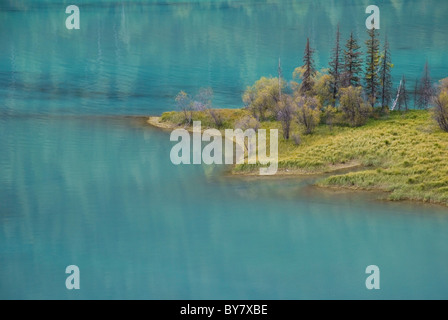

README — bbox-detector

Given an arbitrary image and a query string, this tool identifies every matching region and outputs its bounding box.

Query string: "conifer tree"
[365,26,380,106]
[379,37,393,111]
[417,61,435,109]
[343,32,363,88]
[300,38,316,95]
[396,75,409,112]
[414,78,419,108]
[329,25,343,106]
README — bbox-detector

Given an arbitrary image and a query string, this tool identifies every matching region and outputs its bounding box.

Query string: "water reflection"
[1,114,448,299]
[1,1,448,116]
[2,0,448,299]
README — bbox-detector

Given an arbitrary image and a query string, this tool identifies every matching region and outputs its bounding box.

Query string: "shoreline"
[147,115,361,176]
[145,111,448,208]
[146,116,364,182]
[231,160,362,177]
[147,115,248,150]
[148,116,178,130]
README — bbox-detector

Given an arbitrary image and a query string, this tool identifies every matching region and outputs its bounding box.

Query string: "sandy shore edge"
[146,116,361,176]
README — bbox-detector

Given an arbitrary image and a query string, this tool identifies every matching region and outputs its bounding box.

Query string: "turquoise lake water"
[1,0,448,299]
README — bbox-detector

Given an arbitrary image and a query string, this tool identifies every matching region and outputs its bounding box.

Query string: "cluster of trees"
[175,87,223,127]
[392,61,436,113]
[241,24,447,139]
[174,25,448,136]
[243,26,388,140]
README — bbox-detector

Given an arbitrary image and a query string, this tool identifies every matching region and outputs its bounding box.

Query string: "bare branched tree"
[417,62,435,109]
[433,79,448,132]
[195,88,222,127]
[276,95,295,140]
[413,78,419,109]
[396,75,409,112]
[296,96,321,134]
[235,115,260,151]
[434,94,448,132]
[175,91,193,124]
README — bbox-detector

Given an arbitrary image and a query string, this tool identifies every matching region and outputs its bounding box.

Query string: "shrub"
[235,115,260,132]
[296,96,322,134]
[339,86,373,127]
[242,77,285,121]
[313,73,334,107]
[323,105,337,128]
[433,90,448,132]
[292,133,302,146]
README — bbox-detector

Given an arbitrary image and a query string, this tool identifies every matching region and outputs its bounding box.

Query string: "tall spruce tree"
[300,38,316,95]
[417,61,435,109]
[365,26,380,106]
[343,32,363,88]
[379,36,393,110]
[329,25,343,106]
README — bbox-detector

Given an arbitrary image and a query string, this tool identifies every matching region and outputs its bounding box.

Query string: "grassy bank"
[156,109,448,206]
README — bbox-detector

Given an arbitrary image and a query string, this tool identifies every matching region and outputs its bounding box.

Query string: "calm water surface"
[1,0,448,299]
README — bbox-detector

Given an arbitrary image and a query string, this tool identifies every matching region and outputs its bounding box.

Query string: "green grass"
[314,111,448,205]
[161,109,249,129]
[160,109,448,206]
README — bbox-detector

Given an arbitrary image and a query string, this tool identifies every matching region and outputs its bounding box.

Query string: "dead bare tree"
[434,95,448,132]
[175,91,193,124]
[194,88,222,127]
[276,95,295,140]
[417,62,435,109]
